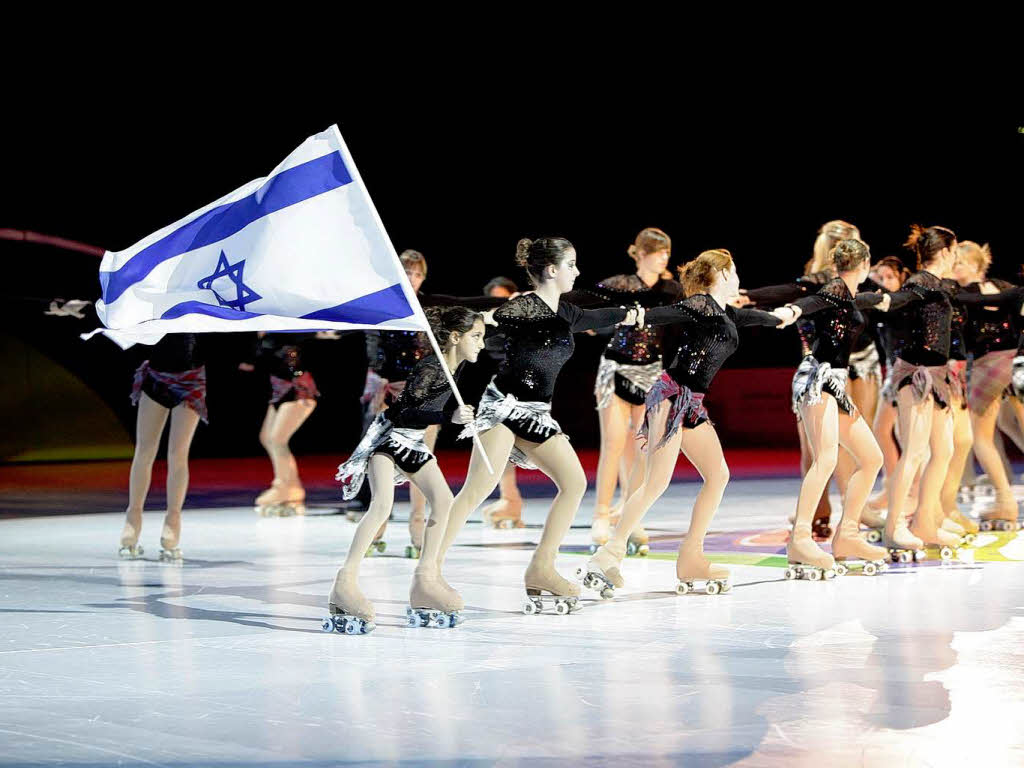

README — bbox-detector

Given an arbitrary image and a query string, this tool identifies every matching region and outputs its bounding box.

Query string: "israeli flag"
[86,125,428,347]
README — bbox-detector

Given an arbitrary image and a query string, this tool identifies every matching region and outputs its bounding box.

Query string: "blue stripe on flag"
[161,301,263,321]
[158,284,415,325]
[301,284,416,324]
[101,152,352,304]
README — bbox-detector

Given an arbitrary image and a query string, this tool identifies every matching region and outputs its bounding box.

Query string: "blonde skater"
[329,307,486,633]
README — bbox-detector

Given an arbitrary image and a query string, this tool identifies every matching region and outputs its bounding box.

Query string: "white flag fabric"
[86,125,428,347]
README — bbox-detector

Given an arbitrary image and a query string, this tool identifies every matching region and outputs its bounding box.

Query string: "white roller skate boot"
[785,527,837,581]
[323,569,376,635]
[578,538,626,598]
[524,560,581,615]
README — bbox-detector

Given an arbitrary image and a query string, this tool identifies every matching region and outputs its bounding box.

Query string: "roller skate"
[523,562,582,615]
[675,552,731,595]
[481,496,525,529]
[948,508,979,538]
[882,521,925,564]
[405,510,425,559]
[784,529,837,581]
[589,510,612,554]
[118,516,144,560]
[578,539,626,598]
[860,506,886,543]
[256,485,306,517]
[322,570,376,635]
[978,506,1022,533]
[407,570,463,628]
[626,525,650,556]
[832,526,888,576]
[158,516,183,563]
[909,509,961,561]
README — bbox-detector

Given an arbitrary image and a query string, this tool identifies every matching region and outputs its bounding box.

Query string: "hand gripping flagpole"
[331,125,495,475]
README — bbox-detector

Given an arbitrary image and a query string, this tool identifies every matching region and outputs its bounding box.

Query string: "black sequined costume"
[131,333,209,422]
[641,295,782,446]
[473,292,628,444]
[582,274,686,406]
[956,279,1023,412]
[788,278,893,416]
[257,334,319,407]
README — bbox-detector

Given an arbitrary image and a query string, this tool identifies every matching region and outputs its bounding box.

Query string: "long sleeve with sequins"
[577,275,686,365]
[388,355,463,429]
[644,295,781,393]
[956,280,1024,357]
[491,293,627,402]
[788,278,884,368]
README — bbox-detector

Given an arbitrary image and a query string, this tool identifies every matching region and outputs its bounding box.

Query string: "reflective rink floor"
[2,479,1024,767]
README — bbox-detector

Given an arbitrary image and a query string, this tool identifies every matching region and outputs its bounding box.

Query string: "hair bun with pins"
[515,238,534,267]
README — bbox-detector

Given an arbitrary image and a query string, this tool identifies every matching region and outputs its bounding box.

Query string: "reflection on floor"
[1,478,1022,766]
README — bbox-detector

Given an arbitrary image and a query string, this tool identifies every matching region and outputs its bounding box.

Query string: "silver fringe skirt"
[459,379,563,470]
[336,413,433,500]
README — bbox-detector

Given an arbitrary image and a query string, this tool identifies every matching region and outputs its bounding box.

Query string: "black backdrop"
[5,96,1021,459]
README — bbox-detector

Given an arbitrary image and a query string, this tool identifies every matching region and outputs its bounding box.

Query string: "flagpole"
[331,125,496,475]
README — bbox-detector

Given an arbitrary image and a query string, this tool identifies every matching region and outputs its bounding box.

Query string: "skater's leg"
[970,398,1016,516]
[910,404,958,546]
[676,422,730,580]
[872,398,900,486]
[162,403,200,553]
[409,424,440,527]
[797,415,832,527]
[941,404,973,521]
[256,405,279,502]
[267,399,317,495]
[789,396,839,569]
[408,461,463,611]
[832,412,886,561]
[608,400,682,548]
[517,434,587,595]
[885,387,932,547]
[122,393,170,549]
[438,424,516,564]
[594,396,629,514]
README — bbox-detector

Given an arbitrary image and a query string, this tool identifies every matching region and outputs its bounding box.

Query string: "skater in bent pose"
[119,333,207,562]
[584,249,794,596]
[329,307,487,633]
[587,227,684,554]
[434,237,641,616]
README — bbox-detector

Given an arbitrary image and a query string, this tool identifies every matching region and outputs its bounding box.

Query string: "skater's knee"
[862,444,883,476]
[556,464,587,501]
[707,459,730,491]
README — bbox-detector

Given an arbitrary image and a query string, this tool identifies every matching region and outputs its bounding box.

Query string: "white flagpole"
[331,125,495,475]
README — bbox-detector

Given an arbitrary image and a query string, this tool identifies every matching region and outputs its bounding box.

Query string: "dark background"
[4,96,1022,460]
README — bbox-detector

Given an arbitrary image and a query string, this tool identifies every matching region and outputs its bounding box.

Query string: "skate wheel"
[784,567,796,580]
[589,544,598,555]
[940,546,954,561]
[899,551,912,563]
[676,581,690,595]
[404,545,420,559]
[913,550,925,562]
[706,581,721,595]
[979,521,993,532]
[599,587,614,599]
[835,563,848,577]
[808,568,821,581]
[575,566,586,581]
[964,534,976,545]
[554,601,569,615]
[824,569,836,580]
[626,542,637,556]
[637,545,650,557]
[864,562,878,576]
[866,530,881,544]
[321,617,335,633]
[344,620,359,635]
[523,600,538,615]
[721,582,732,593]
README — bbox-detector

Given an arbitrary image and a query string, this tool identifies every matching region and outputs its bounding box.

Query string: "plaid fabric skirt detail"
[969,349,1014,414]
[638,371,708,451]
[360,370,407,415]
[131,362,208,423]
[891,358,952,410]
[947,359,968,409]
[270,370,320,405]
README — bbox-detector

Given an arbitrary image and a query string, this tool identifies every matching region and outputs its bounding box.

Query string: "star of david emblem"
[196,251,262,311]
